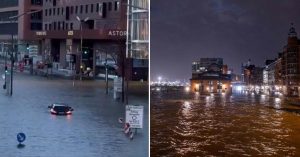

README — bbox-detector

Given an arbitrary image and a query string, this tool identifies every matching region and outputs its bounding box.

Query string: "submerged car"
[48,103,74,115]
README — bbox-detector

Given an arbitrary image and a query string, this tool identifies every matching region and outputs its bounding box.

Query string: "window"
[62,21,65,30]
[49,8,52,16]
[70,23,73,30]
[66,23,68,30]
[108,2,112,11]
[91,4,93,13]
[45,9,48,16]
[96,3,99,12]
[58,21,60,30]
[80,5,83,13]
[71,6,74,14]
[31,0,42,5]
[62,7,64,15]
[49,24,51,30]
[57,8,60,15]
[31,23,42,30]
[53,8,55,15]
[45,24,47,30]
[85,5,88,13]
[75,6,78,14]
[114,1,119,11]
[53,22,56,30]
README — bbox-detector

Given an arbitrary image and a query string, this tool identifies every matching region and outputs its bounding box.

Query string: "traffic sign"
[17,133,26,143]
[125,105,144,129]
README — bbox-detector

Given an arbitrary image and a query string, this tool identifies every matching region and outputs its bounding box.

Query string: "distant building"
[192,58,223,74]
[190,58,231,94]
[243,64,264,86]
[281,23,300,96]
[263,59,276,86]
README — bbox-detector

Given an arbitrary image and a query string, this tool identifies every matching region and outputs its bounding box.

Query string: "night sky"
[150,0,300,81]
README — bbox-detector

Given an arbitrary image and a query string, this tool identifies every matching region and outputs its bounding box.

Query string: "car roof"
[52,103,68,107]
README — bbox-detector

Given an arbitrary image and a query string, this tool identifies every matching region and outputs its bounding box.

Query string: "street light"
[5,9,42,96]
[76,16,89,81]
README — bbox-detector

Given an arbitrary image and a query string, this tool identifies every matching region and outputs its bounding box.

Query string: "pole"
[80,21,83,81]
[10,26,14,96]
[72,62,75,86]
[4,45,7,89]
[105,52,108,94]
[122,43,125,103]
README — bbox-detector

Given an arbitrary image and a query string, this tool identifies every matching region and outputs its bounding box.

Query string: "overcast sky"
[150,0,300,81]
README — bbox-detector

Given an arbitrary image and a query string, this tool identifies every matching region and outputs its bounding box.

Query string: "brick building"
[281,24,300,96]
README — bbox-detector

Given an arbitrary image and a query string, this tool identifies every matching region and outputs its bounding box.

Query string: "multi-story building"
[40,0,127,78]
[274,56,283,86]
[243,64,264,86]
[281,24,300,96]
[125,0,149,81]
[192,58,223,75]
[190,58,232,94]
[0,0,43,59]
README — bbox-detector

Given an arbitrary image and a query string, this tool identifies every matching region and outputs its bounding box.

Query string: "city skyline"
[151,0,300,81]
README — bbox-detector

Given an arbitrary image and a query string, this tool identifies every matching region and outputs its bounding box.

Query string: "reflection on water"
[151,90,300,157]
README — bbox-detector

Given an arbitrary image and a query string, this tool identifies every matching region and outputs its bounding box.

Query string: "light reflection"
[156,87,161,91]
[275,98,281,108]
[185,86,190,92]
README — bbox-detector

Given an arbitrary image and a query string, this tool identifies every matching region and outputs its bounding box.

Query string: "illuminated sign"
[108,30,127,36]
[36,31,46,36]
[68,31,74,36]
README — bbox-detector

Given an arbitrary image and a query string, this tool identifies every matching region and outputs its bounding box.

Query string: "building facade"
[125,0,149,81]
[191,58,232,94]
[40,0,127,78]
[281,24,300,96]
[192,58,223,75]
[0,0,42,59]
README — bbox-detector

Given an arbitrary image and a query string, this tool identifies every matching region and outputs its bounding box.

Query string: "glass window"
[57,8,60,15]
[96,3,99,12]
[71,6,74,14]
[70,23,73,30]
[108,2,112,11]
[91,4,94,13]
[58,21,60,30]
[75,6,78,14]
[85,5,88,13]
[45,9,47,16]
[114,1,119,11]
[53,8,55,15]
[80,5,83,13]
[53,22,56,30]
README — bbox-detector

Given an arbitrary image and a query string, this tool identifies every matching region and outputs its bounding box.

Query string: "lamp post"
[76,16,89,81]
[6,9,42,96]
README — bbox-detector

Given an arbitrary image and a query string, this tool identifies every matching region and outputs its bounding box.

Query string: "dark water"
[151,90,300,157]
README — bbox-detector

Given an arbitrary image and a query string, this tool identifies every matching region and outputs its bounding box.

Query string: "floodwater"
[0,73,148,157]
[151,89,300,157]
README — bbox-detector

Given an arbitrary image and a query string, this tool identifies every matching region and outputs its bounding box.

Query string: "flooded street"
[0,73,148,157]
[151,89,300,156]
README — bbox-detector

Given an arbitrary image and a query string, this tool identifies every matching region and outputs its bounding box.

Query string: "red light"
[50,109,57,114]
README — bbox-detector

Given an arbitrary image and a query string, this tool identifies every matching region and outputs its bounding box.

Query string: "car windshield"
[53,106,68,112]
